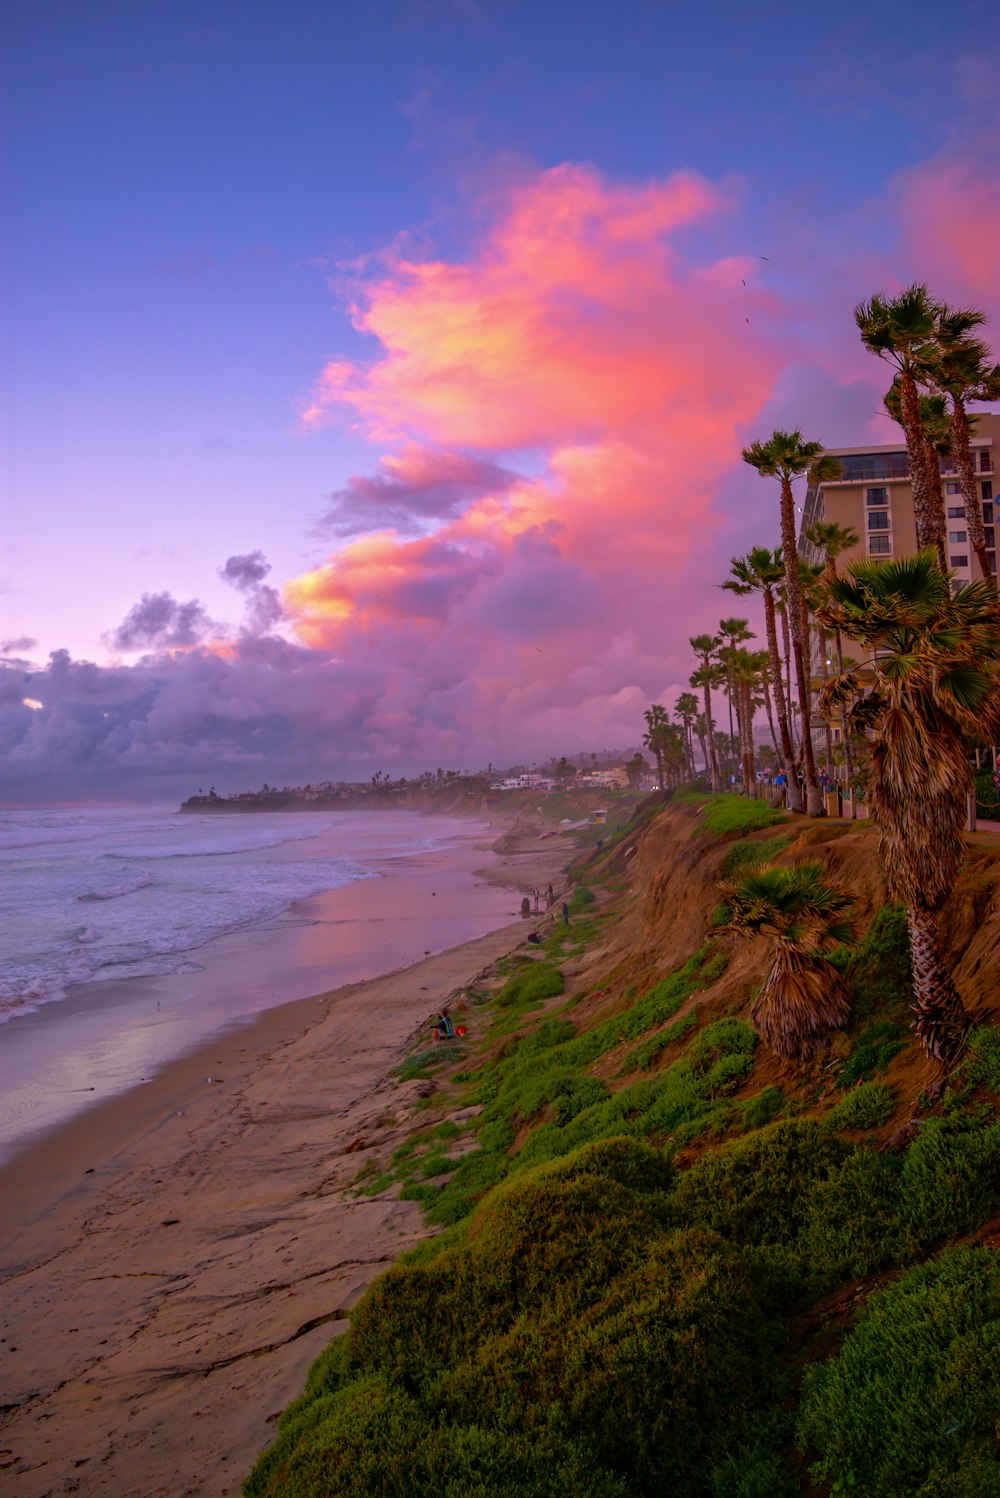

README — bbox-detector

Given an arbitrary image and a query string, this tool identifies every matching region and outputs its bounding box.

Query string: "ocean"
[0,806,515,1157]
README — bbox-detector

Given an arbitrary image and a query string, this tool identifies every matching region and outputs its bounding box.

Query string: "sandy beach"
[0,820,570,1498]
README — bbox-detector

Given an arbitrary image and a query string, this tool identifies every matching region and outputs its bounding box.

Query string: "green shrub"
[699,795,785,836]
[826,1081,897,1132]
[671,1120,848,1247]
[838,1018,908,1086]
[829,904,912,1020]
[569,885,596,912]
[795,1148,907,1284]
[495,962,565,1009]
[740,1086,785,1132]
[961,1025,1000,1093]
[434,1226,787,1494]
[901,1115,1000,1246]
[719,833,792,879]
[797,1247,1000,1495]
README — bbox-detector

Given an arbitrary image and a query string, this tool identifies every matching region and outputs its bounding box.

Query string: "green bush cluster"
[961,1025,1000,1093]
[248,1109,1000,1497]
[698,794,786,836]
[825,1080,897,1131]
[829,903,912,1020]
[838,1017,908,1086]
[719,833,792,879]
[494,960,565,1009]
[798,1247,1000,1494]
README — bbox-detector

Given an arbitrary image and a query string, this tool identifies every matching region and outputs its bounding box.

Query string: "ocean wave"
[78,874,154,902]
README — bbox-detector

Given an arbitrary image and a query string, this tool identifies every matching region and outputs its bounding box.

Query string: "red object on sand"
[456,1025,467,1037]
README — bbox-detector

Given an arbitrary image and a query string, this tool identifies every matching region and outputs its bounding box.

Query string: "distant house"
[580,767,629,790]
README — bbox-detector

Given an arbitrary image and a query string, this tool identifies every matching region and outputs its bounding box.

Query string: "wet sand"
[0,821,570,1497]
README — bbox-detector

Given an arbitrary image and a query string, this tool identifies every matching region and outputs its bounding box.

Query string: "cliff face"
[571,802,1000,1035]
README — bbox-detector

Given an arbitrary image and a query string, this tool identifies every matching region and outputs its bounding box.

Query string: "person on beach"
[562,901,570,926]
[432,1008,456,1041]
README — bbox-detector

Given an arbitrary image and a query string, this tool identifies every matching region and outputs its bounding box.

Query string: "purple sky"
[3,1,999,801]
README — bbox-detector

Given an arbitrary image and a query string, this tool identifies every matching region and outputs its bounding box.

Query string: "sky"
[3,0,1000,802]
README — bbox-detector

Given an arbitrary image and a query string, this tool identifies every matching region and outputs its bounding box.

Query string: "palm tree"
[693,712,710,778]
[724,550,797,796]
[741,431,840,815]
[819,550,1000,1068]
[674,691,699,777]
[927,309,1000,589]
[855,285,946,568]
[807,521,860,813]
[717,616,754,769]
[643,704,670,791]
[690,634,722,791]
[722,861,855,1061]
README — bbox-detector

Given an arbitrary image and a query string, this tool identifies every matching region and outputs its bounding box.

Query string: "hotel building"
[799,410,999,581]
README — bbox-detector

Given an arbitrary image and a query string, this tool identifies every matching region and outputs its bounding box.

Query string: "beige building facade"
[800,410,999,582]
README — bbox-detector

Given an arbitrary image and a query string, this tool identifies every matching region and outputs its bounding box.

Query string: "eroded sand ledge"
[0,827,569,1498]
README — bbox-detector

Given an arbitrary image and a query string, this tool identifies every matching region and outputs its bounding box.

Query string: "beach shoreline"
[0,812,531,1166]
[0,820,570,1498]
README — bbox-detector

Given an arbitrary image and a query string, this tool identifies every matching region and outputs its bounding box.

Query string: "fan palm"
[723,548,799,799]
[674,691,699,777]
[722,861,854,1060]
[690,634,723,791]
[926,310,1000,589]
[643,703,670,791]
[818,550,1000,1068]
[718,616,754,768]
[807,521,860,813]
[741,431,839,815]
[855,286,946,567]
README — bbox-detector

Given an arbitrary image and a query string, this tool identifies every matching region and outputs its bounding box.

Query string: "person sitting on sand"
[432,1008,456,1041]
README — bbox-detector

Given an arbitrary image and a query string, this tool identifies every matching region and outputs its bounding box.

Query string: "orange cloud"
[292,163,785,671]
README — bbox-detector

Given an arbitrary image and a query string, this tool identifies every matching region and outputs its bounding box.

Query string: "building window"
[984,503,995,525]
[988,552,997,574]
[868,534,891,555]
[949,530,967,543]
[950,555,969,568]
[867,510,890,530]
[983,481,993,502]
[981,451,993,472]
[865,486,888,506]
[984,527,995,549]
[948,506,965,519]
[946,482,962,495]
[840,452,909,482]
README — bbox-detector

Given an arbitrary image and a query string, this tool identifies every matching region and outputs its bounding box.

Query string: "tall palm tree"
[674,691,699,777]
[741,431,840,815]
[927,310,1000,590]
[717,616,754,769]
[722,861,855,1061]
[690,634,722,791]
[643,704,670,791]
[819,550,1000,1068]
[807,521,860,813]
[693,712,710,779]
[723,551,797,797]
[855,285,946,568]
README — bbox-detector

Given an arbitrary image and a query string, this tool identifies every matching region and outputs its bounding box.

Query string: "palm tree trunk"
[762,676,780,757]
[950,395,995,588]
[816,622,834,783]
[740,679,755,795]
[834,626,857,818]
[763,589,801,810]
[781,476,823,814]
[779,602,794,751]
[900,369,947,569]
[907,906,972,1069]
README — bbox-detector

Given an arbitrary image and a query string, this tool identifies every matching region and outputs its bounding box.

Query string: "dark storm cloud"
[219,551,272,590]
[317,450,518,538]
[107,592,215,651]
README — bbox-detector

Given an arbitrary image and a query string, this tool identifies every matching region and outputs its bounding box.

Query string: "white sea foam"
[0,806,439,1023]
